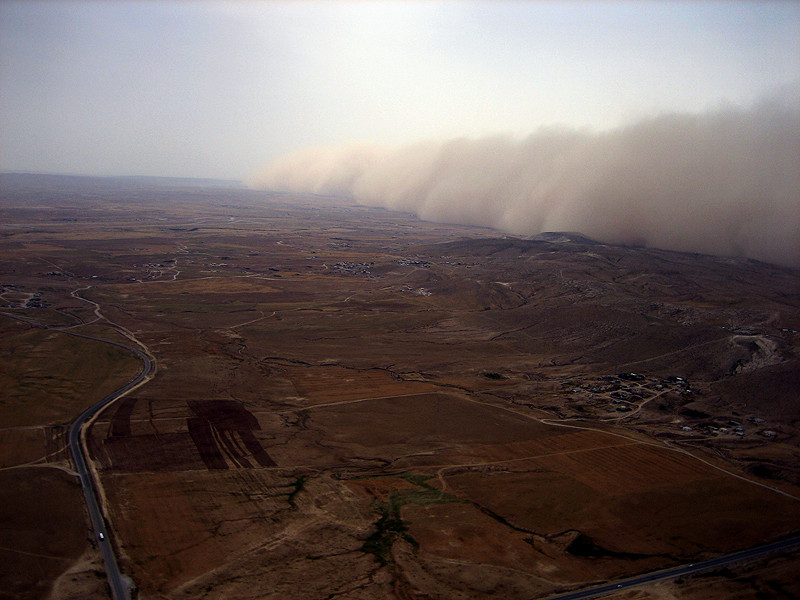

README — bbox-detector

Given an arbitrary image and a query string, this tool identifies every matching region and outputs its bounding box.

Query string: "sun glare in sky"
[1,1,798,180]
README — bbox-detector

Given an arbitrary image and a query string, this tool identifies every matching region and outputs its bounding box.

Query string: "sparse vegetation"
[360,474,464,564]
[287,475,306,507]
[2,174,799,600]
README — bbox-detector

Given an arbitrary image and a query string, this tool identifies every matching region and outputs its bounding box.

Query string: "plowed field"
[2,174,799,599]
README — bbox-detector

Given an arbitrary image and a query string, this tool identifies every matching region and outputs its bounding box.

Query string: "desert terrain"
[1,173,799,600]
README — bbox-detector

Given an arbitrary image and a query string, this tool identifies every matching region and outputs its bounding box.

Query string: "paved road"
[6,312,800,599]
[540,534,800,600]
[64,330,151,600]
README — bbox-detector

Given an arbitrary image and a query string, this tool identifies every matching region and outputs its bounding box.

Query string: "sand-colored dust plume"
[250,98,800,268]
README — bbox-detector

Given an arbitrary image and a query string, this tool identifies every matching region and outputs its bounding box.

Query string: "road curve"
[6,312,799,599]
[64,330,152,600]
[540,534,800,600]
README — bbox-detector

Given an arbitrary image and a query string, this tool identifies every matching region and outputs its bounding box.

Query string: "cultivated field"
[1,173,799,599]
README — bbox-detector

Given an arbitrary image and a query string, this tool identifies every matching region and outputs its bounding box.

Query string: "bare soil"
[1,173,799,599]
[0,468,89,600]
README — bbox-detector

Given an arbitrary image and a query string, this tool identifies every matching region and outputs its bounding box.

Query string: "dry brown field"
[1,173,799,599]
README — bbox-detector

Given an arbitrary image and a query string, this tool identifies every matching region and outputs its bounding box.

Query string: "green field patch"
[360,472,465,565]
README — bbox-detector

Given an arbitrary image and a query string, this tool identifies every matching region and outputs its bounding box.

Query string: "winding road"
[540,534,800,600]
[65,330,152,600]
[3,306,799,599]
[1,309,150,599]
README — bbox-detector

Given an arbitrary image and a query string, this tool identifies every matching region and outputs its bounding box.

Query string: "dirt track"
[1,174,799,599]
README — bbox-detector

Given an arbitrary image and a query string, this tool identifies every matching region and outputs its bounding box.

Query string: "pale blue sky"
[1,0,798,179]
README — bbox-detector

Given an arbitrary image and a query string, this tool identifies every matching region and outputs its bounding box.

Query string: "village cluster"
[560,372,778,440]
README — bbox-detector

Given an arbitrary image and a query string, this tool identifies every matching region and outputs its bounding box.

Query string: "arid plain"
[1,173,799,600]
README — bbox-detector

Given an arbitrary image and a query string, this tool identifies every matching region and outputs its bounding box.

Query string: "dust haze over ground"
[250,96,800,268]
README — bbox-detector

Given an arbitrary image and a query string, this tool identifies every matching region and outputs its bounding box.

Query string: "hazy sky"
[1,0,798,180]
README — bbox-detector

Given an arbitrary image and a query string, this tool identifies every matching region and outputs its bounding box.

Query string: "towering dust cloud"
[250,100,800,268]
